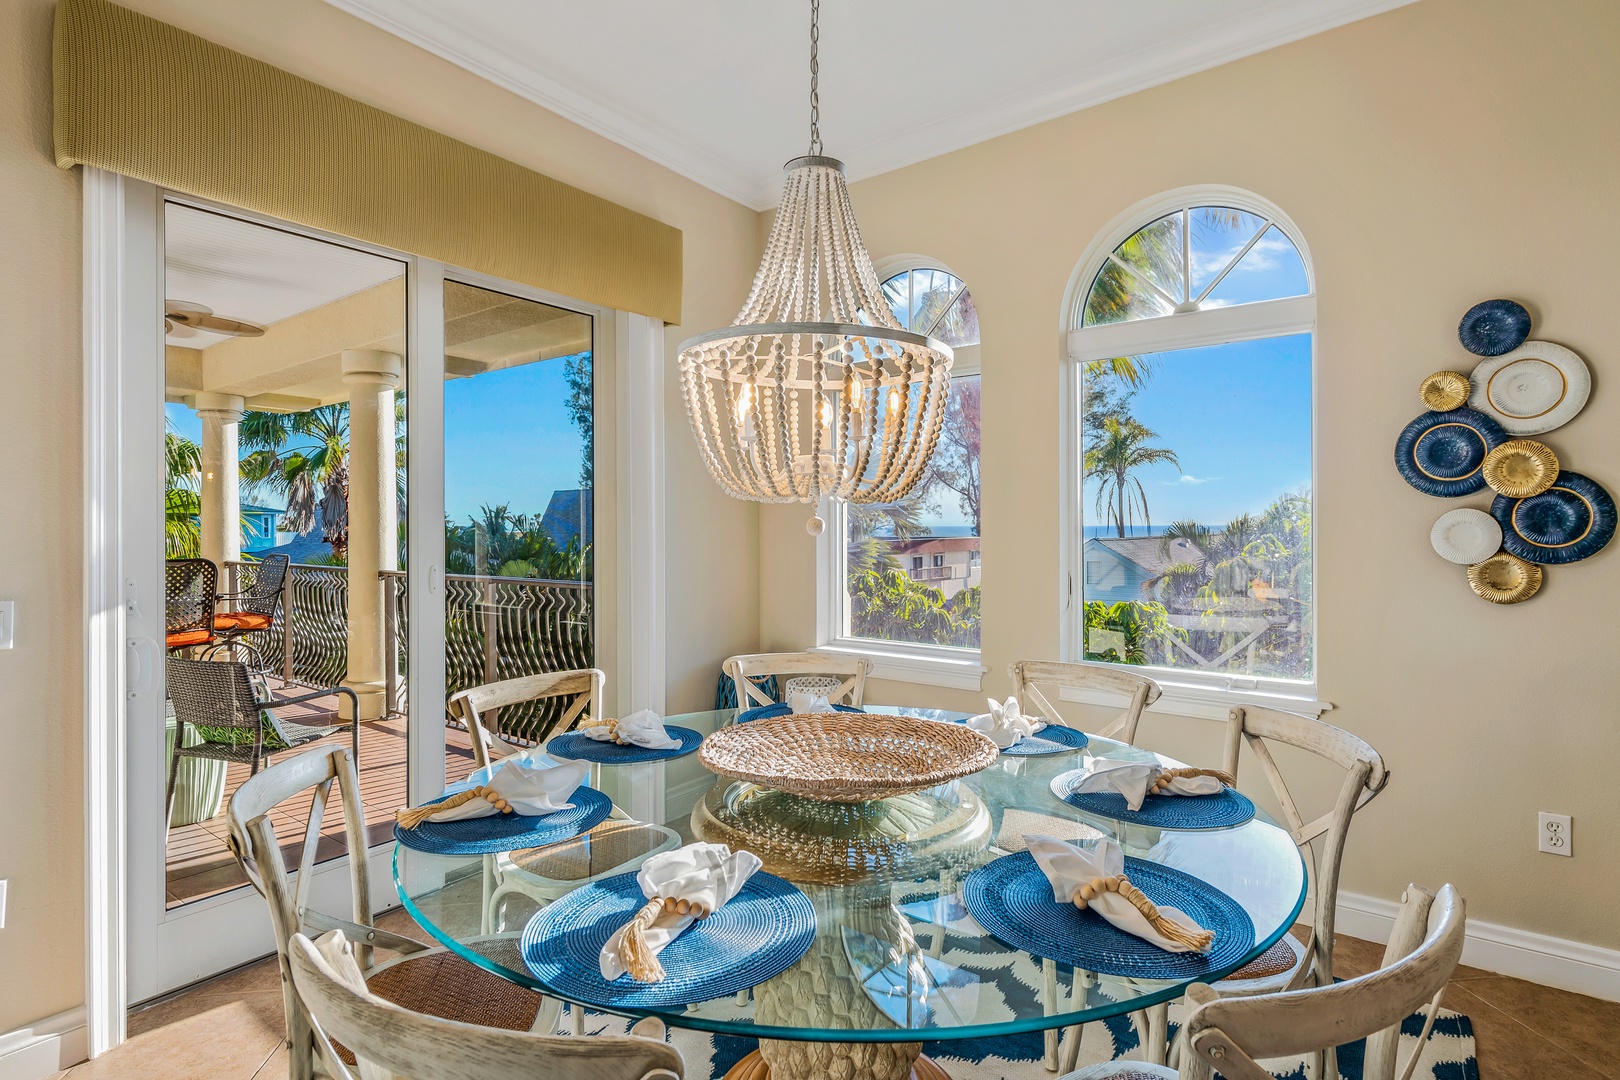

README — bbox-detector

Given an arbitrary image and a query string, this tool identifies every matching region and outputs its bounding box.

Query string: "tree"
[1084,416,1180,537]
[845,495,931,578]
[445,503,591,581]
[563,352,593,489]
[928,377,981,533]
[165,426,202,558]
[848,570,979,648]
[239,405,349,541]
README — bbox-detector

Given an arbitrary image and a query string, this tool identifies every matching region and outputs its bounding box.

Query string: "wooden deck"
[165,686,481,908]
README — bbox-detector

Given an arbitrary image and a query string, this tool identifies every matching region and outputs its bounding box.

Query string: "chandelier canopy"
[676,4,953,533]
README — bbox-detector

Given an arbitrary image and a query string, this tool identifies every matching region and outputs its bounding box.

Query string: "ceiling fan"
[164,300,267,338]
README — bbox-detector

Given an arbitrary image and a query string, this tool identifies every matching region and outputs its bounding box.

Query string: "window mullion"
[1107,252,1180,310]
[1193,219,1271,306]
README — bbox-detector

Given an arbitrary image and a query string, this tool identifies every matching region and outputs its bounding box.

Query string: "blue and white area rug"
[571,999,1477,1080]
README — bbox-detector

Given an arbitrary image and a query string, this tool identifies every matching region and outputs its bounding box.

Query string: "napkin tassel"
[1073,874,1215,952]
[619,898,670,983]
[1148,767,1236,794]
[394,785,512,830]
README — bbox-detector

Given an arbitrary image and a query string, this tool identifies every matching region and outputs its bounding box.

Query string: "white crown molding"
[323,0,1418,211]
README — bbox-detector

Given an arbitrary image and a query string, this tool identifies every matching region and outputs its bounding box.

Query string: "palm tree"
[239,405,349,539]
[1085,417,1180,537]
[845,496,930,577]
[164,426,202,557]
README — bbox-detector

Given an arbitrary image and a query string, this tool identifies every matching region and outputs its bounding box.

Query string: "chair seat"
[1059,1063,1177,1080]
[1213,932,1306,995]
[332,950,542,1065]
[166,629,214,649]
[178,721,348,763]
[215,612,273,631]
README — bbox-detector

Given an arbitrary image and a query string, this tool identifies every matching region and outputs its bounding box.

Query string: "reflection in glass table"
[395,707,1307,1080]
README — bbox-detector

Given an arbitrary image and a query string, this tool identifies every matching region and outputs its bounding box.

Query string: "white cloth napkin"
[599,842,764,981]
[967,696,1046,748]
[1068,756,1224,812]
[579,708,681,750]
[1026,835,1212,953]
[789,690,838,714]
[426,756,588,822]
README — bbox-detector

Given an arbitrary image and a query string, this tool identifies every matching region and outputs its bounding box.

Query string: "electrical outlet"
[1539,812,1572,856]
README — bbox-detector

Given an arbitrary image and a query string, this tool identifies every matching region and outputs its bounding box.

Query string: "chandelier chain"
[808,0,822,156]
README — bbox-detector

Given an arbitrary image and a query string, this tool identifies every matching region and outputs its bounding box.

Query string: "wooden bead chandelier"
[676,0,953,535]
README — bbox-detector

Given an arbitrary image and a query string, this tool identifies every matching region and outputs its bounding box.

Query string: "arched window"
[1065,191,1315,691]
[820,261,984,677]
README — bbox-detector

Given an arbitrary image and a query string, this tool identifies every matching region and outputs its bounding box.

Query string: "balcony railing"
[223,560,593,741]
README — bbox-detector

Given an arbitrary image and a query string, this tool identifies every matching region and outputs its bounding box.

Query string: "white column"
[194,392,245,568]
[341,350,402,720]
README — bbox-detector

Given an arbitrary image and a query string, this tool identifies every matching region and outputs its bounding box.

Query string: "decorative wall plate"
[1467,341,1590,435]
[1492,472,1617,564]
[1482,439,1559,498]
[1466,552,1543,604]
[1419,370,1471,412]
[1394,408,1508,497]
[1458,299,1532,356]
[1430,508,1503,564]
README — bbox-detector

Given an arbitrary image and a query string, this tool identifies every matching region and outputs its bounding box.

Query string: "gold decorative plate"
[1420,370,1471,412]
[1482,439,1559,497]
[1467,552,1543,604]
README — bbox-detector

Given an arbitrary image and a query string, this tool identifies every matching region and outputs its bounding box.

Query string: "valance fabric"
[54,0,682,323]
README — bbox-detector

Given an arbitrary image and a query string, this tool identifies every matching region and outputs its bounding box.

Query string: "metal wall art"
[1397,298,1610,603]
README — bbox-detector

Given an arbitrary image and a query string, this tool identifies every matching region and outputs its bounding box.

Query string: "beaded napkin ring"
[1147,766,1236,795]
[1070,873,1216,952]
[587,717,633,746]
[618,896,711,982]
[394,785,514,830]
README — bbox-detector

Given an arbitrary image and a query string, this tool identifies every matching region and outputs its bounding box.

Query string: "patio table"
[395,706,1307,1080]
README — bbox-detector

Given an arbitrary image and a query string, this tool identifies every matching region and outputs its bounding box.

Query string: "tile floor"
[47,914,1619,1079]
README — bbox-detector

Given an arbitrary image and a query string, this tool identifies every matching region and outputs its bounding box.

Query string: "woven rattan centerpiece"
[700,713,999,803]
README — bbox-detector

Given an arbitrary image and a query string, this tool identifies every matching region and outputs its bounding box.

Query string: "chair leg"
[1143,1001,1169,1065]
[1057,1023,1083,1074]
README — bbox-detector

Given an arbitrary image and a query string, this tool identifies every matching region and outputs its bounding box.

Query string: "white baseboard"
[1328,889,1620,1003]
[0,1007,88,1080]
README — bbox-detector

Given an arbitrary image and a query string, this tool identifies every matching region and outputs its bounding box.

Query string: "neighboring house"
[258,505,334,563]
[539,488,593,549]
[886,536,982,599]
[240,503,285,553]
[1083,535,1206,604]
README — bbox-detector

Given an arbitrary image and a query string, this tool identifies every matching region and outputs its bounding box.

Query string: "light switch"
[0,601,12,649]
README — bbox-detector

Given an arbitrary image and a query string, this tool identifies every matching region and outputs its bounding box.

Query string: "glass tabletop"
[395,706,1306,1044]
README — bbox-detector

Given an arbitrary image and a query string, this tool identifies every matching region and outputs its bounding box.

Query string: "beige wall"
[0,0,760,1033]
[762,0,1620,950]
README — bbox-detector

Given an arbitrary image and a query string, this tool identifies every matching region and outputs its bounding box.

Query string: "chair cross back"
[1009,660,1161,741]
[448,668,605,771]
[289,933,683,1080]
[724,651,871,710]
[1184,884,1464,1080]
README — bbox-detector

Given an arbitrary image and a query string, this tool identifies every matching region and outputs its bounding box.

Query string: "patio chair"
[1063,884,1465,1080]
[724,650,872,711]
[227,745,558,1080]
[164,557,218,652]
[288,930,682,1080]
[449,667,606,770]
[166,657,358,826]
[207,552,288,670]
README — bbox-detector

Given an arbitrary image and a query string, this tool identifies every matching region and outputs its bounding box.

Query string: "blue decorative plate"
[1458,299,1532,357]
[521,869,817,1008]
[393,785,613,855]
[1395,408,1508,497]
[736,702,864,723]
[547,726,704,764]
[1001,725,1089,756]
[962,851,1255,980]
[1492,471,1616,564]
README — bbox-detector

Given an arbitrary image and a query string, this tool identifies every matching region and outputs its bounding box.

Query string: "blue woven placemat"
[546,726,704,764]
[1002,725,1089,756]
[393,785,613,855]
[736,702,864,723]
[521,869,818,1009]
[1051,771,1256,830]
[962,851,1255,980]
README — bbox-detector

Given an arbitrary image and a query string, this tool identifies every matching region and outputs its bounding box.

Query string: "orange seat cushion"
[166,629,214,648]
[215,613,272,631]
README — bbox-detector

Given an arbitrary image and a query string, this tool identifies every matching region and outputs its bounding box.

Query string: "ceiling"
[323,0,1417,209]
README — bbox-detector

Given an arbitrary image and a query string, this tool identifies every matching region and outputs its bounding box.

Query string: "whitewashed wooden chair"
[1061,884,1464,1080]
[288,931,684,1080]
[1009,660,1161,742]
[724,651,872,712]
[451,670,681,934]
[226,745,550,1080]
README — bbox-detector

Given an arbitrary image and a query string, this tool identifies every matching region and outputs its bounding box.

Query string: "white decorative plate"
[1430,508,1503,565]
[1467,341,1590,435]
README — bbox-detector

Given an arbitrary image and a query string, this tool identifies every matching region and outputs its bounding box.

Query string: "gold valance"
[54,0,683,323]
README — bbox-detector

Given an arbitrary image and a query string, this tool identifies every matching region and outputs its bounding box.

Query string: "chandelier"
[677,0,953,535]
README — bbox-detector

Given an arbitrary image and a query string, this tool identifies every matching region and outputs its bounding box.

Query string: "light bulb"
[887,387,901,414]
[819,396,833,428]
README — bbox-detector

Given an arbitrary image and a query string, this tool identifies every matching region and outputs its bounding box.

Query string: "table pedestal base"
[723,1047,952,1080]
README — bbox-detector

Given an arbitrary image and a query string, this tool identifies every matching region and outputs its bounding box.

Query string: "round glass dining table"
[395,706,1306,1080]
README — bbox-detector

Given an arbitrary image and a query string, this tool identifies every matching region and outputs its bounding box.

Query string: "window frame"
[1058,186,1325,714]
[814,254,987,691]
